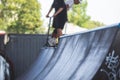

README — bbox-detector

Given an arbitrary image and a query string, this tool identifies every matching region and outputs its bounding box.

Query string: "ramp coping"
[118,23,120,28]
[61,23,120,38]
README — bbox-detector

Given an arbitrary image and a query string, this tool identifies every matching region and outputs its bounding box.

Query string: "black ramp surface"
[34,38,68,80]
[17,23,120,80]
[43,24,119,80]
[17,47,55,80]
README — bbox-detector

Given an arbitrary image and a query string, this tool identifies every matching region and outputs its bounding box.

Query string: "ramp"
[17,23,120,80]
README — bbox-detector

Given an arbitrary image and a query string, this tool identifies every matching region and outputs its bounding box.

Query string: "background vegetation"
[0,0,44,34]
[0,0,105,34]
[68,0,105,29]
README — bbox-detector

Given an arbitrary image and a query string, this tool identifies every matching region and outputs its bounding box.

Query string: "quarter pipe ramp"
[17,23,120,80]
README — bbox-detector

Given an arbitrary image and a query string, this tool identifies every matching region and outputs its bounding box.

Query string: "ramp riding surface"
[17,23,120,80]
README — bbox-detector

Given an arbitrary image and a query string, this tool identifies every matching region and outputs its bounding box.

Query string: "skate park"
[0,23,120,80]
[0,0,120,79]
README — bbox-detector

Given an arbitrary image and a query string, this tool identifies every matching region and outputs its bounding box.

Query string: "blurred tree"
[0,0,44,34]
[68,0,105,29]
[82,20,105,29]
[0,0,6,30]
[68,0,90,26]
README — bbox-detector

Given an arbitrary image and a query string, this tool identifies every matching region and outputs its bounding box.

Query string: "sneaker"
[48,37,56,47]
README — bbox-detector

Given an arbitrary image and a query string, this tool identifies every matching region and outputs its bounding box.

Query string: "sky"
[38,0,120,25]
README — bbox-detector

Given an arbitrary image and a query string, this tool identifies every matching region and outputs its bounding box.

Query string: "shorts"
[52,17,67,29]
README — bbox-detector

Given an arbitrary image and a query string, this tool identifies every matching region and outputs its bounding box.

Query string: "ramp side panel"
[93,29,120,80]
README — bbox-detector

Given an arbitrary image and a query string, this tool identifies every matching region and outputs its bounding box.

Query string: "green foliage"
[68,0,105,29]
[0,19,6,30]
[82,20,105,29]
[68,0,90,27]
[0,0,44,34]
